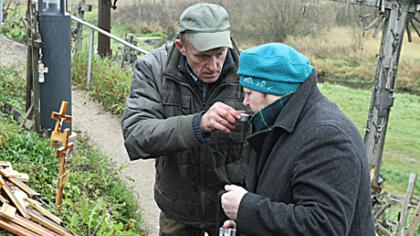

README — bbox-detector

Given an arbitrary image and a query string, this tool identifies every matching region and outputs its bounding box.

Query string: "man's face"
[242,87,268,113]
[176,35,228,84]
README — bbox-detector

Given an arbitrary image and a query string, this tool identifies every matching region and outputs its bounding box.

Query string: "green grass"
[0,66,25,111]
[319,83,420,194]
[72,48,133,114]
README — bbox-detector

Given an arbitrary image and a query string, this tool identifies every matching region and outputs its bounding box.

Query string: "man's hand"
[221,184,248,220]
[200,102,241,134]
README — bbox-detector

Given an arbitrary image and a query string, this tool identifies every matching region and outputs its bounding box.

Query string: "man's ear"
[175,39,186,56]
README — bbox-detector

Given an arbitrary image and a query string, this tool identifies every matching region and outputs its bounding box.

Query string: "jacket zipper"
[164,74,239,225]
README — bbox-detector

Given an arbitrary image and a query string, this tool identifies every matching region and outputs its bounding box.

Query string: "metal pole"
[69,13,149,54]
[87,28,94,89]
[0,0,3,33]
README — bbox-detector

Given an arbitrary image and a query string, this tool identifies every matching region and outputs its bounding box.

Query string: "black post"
[38,0,72,132]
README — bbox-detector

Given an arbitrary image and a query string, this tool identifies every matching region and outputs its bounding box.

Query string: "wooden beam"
[0,176,29,218]
[28,208,73,236]
[14,214,60,236]
[98,0,112,57]
[406,203,420,236]
[0,203,16,220]
[397,173,417,235]
[0,216,38,236]
[0,203,58,236]
[25,198,63,225]
[0,168,30,182]
[0,161,12,168]
[8,177,41,197]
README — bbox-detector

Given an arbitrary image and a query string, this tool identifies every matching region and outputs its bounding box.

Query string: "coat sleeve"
[121,50,199,160]
[236,125,362,236]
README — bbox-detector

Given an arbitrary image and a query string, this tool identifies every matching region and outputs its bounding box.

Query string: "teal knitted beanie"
[238,43,314,96]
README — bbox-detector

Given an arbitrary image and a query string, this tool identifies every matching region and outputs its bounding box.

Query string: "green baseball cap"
[179,3,233,52]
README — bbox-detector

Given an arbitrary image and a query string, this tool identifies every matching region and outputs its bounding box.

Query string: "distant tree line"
[112,0,361,45]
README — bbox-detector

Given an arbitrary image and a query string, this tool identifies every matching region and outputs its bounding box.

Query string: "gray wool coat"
[236,76,375,236]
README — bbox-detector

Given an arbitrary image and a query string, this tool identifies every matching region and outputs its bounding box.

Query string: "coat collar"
[271,72,322,133]
[248,72,322,143]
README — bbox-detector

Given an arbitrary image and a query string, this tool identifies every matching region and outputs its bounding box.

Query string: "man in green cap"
[122,3,250,235]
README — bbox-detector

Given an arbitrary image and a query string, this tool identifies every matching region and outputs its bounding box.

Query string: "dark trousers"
[159,212,216,236]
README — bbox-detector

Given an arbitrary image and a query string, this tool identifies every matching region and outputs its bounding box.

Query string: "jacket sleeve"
[121,50,200,160]
[236,125,362,236]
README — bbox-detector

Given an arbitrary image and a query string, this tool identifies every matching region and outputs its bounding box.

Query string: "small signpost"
[50,101,73,208]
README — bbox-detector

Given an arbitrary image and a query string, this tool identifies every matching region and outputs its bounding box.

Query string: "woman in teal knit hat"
[220,43,375,236]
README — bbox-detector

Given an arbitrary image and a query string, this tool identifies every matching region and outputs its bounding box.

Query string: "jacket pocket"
[162,93,191,116]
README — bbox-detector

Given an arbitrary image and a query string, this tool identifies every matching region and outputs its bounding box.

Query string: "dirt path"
[72,90,160,236]
[0,34,160,236]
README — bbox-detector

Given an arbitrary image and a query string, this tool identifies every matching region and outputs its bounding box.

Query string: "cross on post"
[50,101,73,208]
[50,101,72,148]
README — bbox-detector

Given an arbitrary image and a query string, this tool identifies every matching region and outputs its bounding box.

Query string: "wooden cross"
[50,101,73,208]
[50,101,72,148]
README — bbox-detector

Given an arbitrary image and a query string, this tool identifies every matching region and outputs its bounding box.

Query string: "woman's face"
[242,87,268,113]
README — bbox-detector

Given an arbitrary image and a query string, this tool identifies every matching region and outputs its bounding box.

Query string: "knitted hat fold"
[238,43,314,96]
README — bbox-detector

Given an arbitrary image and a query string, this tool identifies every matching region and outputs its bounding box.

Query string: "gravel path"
[0,34,160,236]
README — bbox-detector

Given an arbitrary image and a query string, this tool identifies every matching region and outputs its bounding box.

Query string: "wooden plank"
[0,203,57,236]
[25,198,63,225]
[0,216,39,236]
[406,203,420,236]
[14,214,60,236]
[28,208,73,236]
[0,176,29,218]
[0,203,16,220]
[9,177,41,197]
[0,168,30,182]
[397,173,417,235]
[0,161,12,168]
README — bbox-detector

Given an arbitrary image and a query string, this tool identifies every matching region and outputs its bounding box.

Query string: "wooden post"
[55,129,73,208]
[32,40,41,133]
[26,0,33,113]
[73,0,92,51]
[98,0,112,57]
[49,101,73,208]
[406,203,420,236]
[396,173,417,236]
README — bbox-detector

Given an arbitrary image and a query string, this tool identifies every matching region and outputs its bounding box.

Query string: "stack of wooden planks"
[0,161,74,236]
